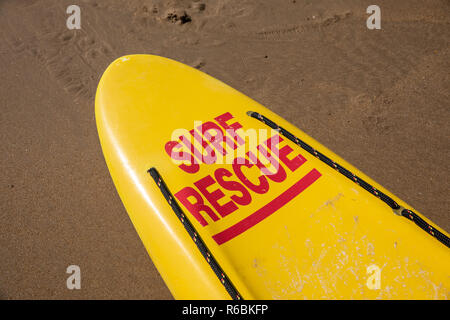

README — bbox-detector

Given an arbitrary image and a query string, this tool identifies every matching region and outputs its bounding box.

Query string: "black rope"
[401,209,450,248]
[148,168,243,300]
[247,111,450,248]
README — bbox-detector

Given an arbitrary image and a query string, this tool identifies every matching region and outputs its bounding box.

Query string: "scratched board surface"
[95,55,450,299]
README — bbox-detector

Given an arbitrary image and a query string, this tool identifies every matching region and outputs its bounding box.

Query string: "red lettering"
[265,134,306,172]
[174,187,219,226]
[189,129,216,164]
[232,157,269,194]
[179,134,203,164]
[165,141,199,174]
[215,112,245,146]
[194,175,238,218]
[247,148,287,183]
[215,168,252,206]
[198,122,230,156]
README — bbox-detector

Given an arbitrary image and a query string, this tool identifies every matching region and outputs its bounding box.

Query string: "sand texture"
[0,0,449,299]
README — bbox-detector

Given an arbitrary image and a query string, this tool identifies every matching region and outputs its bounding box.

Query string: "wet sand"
[0,0,449,299]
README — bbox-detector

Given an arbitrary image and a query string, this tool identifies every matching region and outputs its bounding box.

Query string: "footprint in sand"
[2,2,117,101]
[254,12,353,40]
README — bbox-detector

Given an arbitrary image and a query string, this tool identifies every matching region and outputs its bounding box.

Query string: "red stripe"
[212,168,321,245]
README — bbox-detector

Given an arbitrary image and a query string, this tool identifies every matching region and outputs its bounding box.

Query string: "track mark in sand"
[253,12,353,40]
[164,8,192,25]
[131,2,160,29]
[37,30,94,100]
[127,1,203,45]
[2,3,117,102]
[46,29,116,101]
[256,24,304,39]
[130,1,205,29]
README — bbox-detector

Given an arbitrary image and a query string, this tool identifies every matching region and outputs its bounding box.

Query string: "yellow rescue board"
[95,54,449,299]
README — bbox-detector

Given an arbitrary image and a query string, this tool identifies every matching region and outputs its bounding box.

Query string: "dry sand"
[0,0,449,299]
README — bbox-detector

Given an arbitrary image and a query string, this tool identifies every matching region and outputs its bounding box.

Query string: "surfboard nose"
[95,54,211,129]
[96,54,167,115]
[96,54,174,146]
[94,55,258,299]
